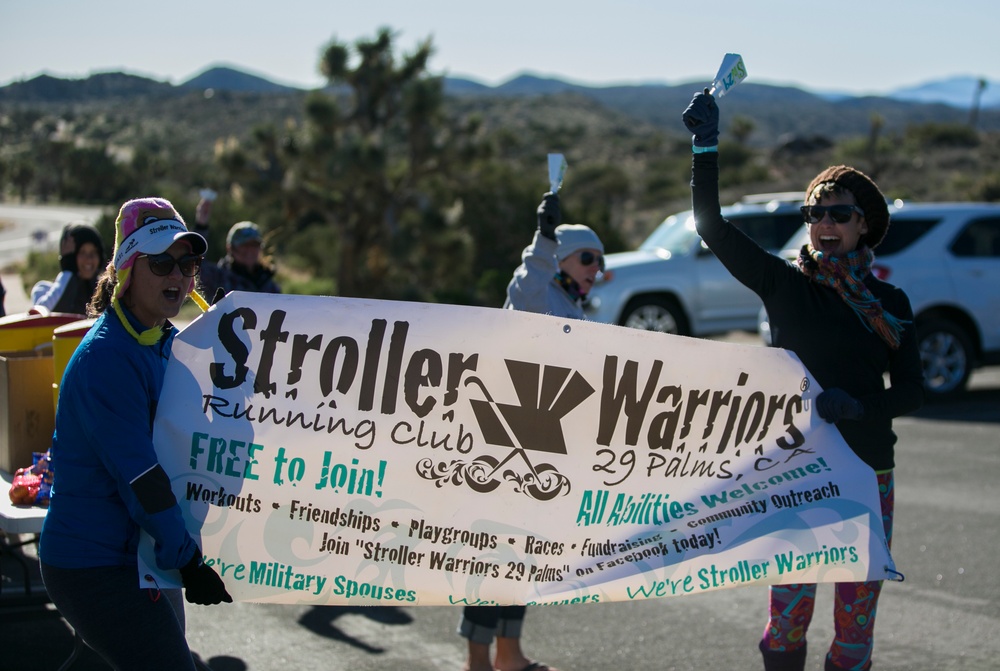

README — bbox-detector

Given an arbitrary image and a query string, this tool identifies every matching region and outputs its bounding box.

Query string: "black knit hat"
[805,165,890,248]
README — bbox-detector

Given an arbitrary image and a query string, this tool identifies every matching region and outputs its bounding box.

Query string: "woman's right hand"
[195,198,213,227]
[537,192,561,240]
[59,228,77,273]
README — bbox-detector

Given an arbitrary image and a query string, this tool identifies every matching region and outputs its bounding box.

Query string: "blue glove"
[537,192,561,241]
[816,388,864,423]
[682,89,719,148]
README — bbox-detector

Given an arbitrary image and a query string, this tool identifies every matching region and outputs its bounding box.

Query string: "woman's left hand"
[816,388,864,423]
[682,89,720,148]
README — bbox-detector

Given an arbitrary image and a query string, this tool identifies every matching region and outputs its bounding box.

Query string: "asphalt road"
[0,203,104,268]
[2,205,998,670]
[1,202,104,314]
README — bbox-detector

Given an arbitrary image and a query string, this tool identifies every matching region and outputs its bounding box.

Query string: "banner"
[141,292,894,606]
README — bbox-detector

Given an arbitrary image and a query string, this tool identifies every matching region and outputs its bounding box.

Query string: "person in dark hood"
[31,223,106,314]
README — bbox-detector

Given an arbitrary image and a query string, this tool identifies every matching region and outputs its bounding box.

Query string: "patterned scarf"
[795,244,908,349]
[553,271,585,301]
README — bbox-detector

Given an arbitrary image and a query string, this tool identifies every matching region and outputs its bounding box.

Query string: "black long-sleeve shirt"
[692,153,923,470]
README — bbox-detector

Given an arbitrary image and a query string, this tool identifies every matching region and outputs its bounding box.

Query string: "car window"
[878,217,942,256]
[639,214,700,254]
[732,214,805,251]
[949,217,1000,258]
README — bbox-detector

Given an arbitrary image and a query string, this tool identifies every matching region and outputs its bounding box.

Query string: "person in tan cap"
[683,90,923,671]
[194,194,280,302]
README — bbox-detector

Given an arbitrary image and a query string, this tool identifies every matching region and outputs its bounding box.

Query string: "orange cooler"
[51,318,97,410]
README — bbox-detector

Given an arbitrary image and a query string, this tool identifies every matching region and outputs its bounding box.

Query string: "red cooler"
[0,310,88,353]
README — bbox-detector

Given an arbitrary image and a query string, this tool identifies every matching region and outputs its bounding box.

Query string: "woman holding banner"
[682,91,923,671]
[457,192,603,671]
[39,197,232,671]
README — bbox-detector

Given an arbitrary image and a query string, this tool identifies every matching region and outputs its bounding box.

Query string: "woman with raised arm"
[682,91,923,671]
[457,192,604,671]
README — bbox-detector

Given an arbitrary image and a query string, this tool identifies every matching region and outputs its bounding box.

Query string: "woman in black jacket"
[682,90,923,671]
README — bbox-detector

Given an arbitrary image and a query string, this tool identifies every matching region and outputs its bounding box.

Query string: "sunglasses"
[578,250,606,271]
[801,204,864,224]
[138,253,203,277]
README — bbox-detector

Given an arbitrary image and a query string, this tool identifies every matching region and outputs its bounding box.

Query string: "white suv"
[761,202,1000,400]
[584,194,805,336]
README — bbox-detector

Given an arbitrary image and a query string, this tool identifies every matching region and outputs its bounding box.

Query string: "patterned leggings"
[761,471,894,671]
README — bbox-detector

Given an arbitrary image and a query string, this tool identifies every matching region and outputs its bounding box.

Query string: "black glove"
[536,192,561,241]
[59,251,78,274]
[816,388,864,424]
[682,89,720,148]
[211,287,227,306]
[179,551,233,605]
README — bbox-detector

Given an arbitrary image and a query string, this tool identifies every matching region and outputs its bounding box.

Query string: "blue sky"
[1,0,997,95]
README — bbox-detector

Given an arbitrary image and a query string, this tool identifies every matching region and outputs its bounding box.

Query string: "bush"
[967,173,1000,202]
[19,249,60,297]
[278,276,337,297]
[905,123,980,149]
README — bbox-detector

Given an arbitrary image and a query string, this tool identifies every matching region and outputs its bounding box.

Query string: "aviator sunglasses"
[578,250,605,271]
[138,252,204,277]
[800,204,864,225]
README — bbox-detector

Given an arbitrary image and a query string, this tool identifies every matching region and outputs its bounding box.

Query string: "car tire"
[619,296,690,336]
[918,319,974,401]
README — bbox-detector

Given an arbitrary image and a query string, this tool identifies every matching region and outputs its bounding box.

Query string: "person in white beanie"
[458,191,604,671]
[502,191,604,319]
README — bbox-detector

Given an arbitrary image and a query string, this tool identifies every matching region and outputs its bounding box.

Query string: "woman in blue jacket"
[40,197,232,671]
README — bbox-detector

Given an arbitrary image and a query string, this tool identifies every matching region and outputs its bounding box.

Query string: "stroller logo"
[416,360,594,501]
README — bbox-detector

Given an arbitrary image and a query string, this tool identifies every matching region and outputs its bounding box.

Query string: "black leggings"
[40,562,195,671]
[459,605,527,644]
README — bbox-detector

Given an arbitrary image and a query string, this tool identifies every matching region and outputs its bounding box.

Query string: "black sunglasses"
[801,204,864,225]
[138,253,203,277]
[578,250,606,271]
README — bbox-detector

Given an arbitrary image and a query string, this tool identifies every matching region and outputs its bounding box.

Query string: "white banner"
[141,292,894,606]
